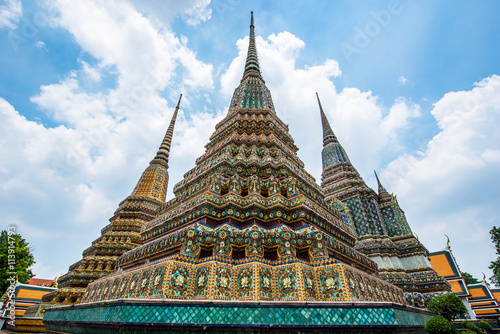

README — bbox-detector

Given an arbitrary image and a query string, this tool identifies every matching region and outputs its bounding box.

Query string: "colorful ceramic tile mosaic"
[44,300,433,332]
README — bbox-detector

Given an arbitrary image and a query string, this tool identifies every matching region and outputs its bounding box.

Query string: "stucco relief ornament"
[263,277,271,288]
[283,277,292,289]
[197,275,206,287]
[175,275,185,287]
[154,276,161,286]
[241,276,249,287]
[220,276,229,288]
[306,277,314,290]
[326,278,336,289]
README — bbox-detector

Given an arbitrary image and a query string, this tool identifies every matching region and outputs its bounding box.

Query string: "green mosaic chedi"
[318,93,450,306]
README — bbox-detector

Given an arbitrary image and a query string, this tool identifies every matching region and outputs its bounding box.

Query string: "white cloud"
[399,75,408,84]
[127,0,211,26]
[181,0,211,26]
[0,0,21,29]
[381,75,500,279]
[31,261,66,281]
[80,60,101,82]
[52,0,213,92]
[0,0,219,280]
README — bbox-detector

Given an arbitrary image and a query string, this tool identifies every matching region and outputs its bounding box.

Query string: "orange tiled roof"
[429,253,457,277]
[28,278,55,286]
[449,280,467,295]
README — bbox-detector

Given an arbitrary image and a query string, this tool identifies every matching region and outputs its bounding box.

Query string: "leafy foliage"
[462,272,480,285]
[426,293,467,321]
[479,320,493,330]
[462,320,481,333]
[489,226,500,285]
[425,315,453,333]
[0,229,35,294]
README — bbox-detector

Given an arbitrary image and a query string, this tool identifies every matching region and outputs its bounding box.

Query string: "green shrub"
[479,320,493,330]
[462,320,481,333]
[426,293,468,321]
[425,315,453,333]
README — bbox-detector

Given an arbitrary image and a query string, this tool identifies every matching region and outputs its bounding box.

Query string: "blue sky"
[1,0,499,284]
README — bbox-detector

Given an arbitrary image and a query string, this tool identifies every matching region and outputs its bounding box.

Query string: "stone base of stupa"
[43,299,432,333]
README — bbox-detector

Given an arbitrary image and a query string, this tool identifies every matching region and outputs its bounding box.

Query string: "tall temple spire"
[226,12,275,114]
[56,94,183,298]
[316,93,351,169]
[153,94,182,165]
[316,92,337,145]
[131,94,182,202]
[243,11,261,79]
[374,170,391,203]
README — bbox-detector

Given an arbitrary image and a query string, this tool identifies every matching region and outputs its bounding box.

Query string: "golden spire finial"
[445,234,450,248]
[482,272,487,284]
[414,233,418,241]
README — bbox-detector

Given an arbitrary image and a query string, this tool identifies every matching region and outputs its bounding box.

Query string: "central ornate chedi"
[80,13,406,305]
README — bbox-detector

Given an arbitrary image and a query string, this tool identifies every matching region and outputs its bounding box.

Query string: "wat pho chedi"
[43,12,450,333]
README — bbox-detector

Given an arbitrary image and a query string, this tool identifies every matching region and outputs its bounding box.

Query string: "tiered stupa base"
[43,254,432,333]
[80,258,404,304]
[44,299,432,333]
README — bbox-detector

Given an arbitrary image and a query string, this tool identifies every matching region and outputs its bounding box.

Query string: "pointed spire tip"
[176,93,182,108]
[374,170,381,186]
[243,10,261,77]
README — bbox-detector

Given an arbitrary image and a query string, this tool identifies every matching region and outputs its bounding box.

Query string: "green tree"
[489,226,500,285]
[425,315,453,333]
[462,272,480,285]
[0,229,36,294]
[426,293,467,321]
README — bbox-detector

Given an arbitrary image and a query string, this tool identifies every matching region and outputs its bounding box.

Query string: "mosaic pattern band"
[82,257,405,304]
[44,300,432,331]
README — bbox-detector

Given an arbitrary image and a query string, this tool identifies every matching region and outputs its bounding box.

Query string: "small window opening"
[260,188,269,198]
[241,186,249,197]
[198,245,214,259]
[231,246,247,260]
[263,247,278,261]
[280,187,288,198]
[220,186,229,196]
[296,248,310,262]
